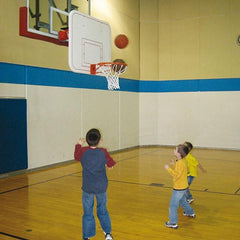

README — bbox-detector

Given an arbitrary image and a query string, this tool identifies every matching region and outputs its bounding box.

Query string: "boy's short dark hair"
[177,144,189,158]
[184,141,193,151]
[86,128,101,146]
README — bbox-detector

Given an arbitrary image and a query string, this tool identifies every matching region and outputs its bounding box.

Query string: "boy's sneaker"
[105,233,113,240]
[165,221,178,229]
[183,212,196,218]
[187,198,194,204]
[83,238,89,240]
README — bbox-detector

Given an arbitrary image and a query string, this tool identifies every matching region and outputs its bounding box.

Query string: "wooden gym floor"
[0,147,239,240]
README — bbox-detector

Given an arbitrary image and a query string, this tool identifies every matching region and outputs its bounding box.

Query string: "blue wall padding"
[0,99,28,174]
[0,62,240,92]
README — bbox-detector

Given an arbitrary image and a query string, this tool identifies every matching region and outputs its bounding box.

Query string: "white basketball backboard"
[68,10,111,74]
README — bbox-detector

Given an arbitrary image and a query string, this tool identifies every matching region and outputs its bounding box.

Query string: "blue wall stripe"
[26,65,108,90]
[139,78,240,92]
[199,78,240,92]
[0,62,26,84]
[1,62,240,92]
[139,80,199,92]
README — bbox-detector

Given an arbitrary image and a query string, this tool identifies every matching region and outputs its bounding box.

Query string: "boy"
[74,128,116,240]
[164,144,195,229]
[184,141,206,203]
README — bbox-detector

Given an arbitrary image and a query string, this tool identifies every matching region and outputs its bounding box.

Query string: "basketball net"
[90,62,127,90]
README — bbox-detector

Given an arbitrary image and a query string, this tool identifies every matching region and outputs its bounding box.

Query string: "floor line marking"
[0,232,28,240]
[108,180,239,196]
[234,187,240,194]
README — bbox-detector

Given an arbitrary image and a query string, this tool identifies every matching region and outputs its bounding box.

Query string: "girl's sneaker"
[165,221,178,229]
[105,233,113,240]
[187,198,194,204]
[183,212,196,218]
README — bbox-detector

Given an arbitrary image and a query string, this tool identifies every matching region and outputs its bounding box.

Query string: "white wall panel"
[140,91,240,150]
[27,85,83,168]
[119,92,139,149]
[0,83,26,98]
[80,89,120,151]
[139,93,159,145]
[26,86,139,169]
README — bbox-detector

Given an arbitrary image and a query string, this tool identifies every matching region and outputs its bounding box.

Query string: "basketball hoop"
[90,62,127,90]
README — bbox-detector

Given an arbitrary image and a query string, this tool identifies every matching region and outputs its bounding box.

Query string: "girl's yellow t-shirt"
[186,153,199,177]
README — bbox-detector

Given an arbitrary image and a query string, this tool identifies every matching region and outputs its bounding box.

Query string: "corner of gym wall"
[140,0,159,80]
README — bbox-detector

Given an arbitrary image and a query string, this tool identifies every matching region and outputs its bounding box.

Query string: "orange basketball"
[114,34,129,49]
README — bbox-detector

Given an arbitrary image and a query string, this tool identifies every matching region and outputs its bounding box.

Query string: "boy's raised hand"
[77,138,85,145]
[170,159,175,165]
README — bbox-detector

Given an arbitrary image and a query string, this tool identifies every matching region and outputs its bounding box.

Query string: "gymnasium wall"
[0,0,140,170]
[139,0,240,150]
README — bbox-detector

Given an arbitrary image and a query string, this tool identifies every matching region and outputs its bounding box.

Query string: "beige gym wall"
[140,0,240,80]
